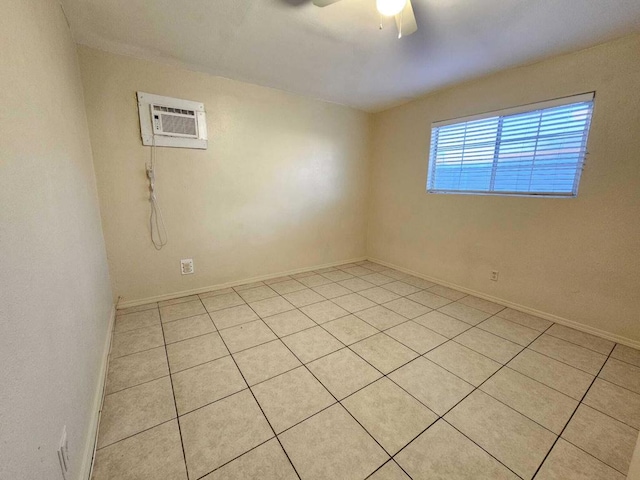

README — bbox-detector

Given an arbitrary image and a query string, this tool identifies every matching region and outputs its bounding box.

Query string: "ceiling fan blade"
[312,0,342,6]
[395,0,418,37]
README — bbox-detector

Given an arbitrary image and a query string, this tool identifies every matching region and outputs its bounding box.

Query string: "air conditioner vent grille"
[154,105,195,116]
[160,114,197,136]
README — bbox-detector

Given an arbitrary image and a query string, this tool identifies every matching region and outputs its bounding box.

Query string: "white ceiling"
[62,0,640,112]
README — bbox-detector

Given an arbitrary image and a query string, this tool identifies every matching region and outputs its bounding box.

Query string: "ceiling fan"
[313,0,418,38]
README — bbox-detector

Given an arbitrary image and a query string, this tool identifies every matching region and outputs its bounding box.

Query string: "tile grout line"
[498,364,585,401]
[114,304,159,316]
[553,438,630,477]
[192,436,278,480]
[524,343,608,376]
[573,384,640,432]
[104,372,171,397]
[470,318,612,377]
[474,320,542,342]
[160,311,213,326]
[107,342,165,361]
[157,304,192,480]
[439,420,526,480]
[194,295,305,480]
[174,384,249,419]
[600,354,640,370]
[586,375,640,400]
[543,331,615,356]
[530,342,618,479]
[95,418,176,452]
[364,458,415,480]
[111,321,164,338]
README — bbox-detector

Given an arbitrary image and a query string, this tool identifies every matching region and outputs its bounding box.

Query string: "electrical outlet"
[490,270,499,281]
[57,426,69,479]
[181,259,194,275]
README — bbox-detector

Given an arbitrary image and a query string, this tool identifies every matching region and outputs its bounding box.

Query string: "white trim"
[368,256,640,350]
[432,92,595,128]
[80,305,116,480]
[427,190,576,198]
[116,256,368,309]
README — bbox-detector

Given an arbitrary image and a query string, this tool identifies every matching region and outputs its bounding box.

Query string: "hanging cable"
[147,136,168,250]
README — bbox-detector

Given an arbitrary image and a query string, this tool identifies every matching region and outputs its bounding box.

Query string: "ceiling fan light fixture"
[376,0,407,17]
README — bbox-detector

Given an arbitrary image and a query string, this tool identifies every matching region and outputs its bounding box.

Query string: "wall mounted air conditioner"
[137,92,208,149]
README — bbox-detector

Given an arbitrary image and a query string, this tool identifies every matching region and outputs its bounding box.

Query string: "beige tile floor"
[93,261,640,480]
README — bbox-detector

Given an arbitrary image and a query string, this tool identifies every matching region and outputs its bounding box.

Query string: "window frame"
[426,92,595,198]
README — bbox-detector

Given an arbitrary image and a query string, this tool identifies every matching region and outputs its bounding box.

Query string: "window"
[427,93,594,197]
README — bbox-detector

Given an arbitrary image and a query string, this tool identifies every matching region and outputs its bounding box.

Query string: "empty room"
[3,0,640,479]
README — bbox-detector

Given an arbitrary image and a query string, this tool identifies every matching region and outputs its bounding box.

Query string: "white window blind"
[427,93,594,197]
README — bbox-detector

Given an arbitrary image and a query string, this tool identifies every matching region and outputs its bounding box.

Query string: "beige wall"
[368,34,640,343]
[78,47,372,304]
[0,0,113,479]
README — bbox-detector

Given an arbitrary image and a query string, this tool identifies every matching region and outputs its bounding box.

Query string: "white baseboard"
[117,256,368,309]
[369,256,640,350]
[79,304,116,480]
